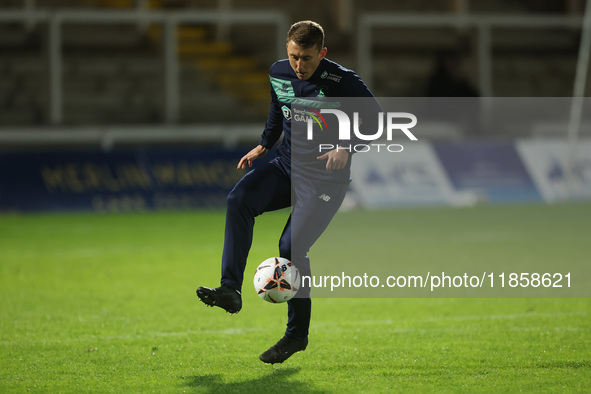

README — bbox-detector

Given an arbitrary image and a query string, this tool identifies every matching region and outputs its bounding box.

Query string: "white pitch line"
[311,310,588,328]
[0,311,587,346]
[0,327,264,346]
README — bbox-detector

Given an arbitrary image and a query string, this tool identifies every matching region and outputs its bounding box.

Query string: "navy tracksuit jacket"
[220,58,376,339]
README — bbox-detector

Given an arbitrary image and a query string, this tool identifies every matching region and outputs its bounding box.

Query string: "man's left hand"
[317,148,350,171]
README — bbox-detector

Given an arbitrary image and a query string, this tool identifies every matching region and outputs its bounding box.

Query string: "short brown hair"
[287,20,325,50]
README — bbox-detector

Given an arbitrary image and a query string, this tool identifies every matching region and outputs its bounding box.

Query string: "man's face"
[286,40,327,80]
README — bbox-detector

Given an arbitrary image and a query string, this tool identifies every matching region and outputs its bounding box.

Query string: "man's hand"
[317,148,350,171]
[237,145,268,169]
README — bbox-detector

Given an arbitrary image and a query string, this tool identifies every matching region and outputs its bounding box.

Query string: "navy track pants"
[220,161,348,339]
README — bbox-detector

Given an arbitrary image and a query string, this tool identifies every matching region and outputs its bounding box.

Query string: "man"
[197,20,376,364]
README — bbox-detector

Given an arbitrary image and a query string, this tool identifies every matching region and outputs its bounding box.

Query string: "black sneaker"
[259,335,308,364]
[196,285,242,314]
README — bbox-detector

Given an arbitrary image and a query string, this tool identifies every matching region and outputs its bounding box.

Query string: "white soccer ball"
[253,257,301,303]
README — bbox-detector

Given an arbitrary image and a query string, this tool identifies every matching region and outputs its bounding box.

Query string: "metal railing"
[357,13,587,97]
[0,9,289,125]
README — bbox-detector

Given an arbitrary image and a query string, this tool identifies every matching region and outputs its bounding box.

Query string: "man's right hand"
[237,145,269,169]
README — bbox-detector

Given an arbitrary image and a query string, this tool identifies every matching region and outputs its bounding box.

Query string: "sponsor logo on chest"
[320,70,342,83]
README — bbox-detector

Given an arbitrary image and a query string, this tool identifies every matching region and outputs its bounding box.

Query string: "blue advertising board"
[0,148,259,212]
[432,141,542,203]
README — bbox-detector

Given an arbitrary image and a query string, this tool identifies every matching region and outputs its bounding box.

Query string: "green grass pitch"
[1,203,590,392]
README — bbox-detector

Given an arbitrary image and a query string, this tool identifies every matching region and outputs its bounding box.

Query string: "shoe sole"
[259,344,307,364]
[196,287,241,314]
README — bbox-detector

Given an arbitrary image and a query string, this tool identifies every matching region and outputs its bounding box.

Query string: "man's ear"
[320,47,327,59]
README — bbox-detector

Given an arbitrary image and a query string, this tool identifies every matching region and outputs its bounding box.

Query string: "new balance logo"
[318,194,331,202]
